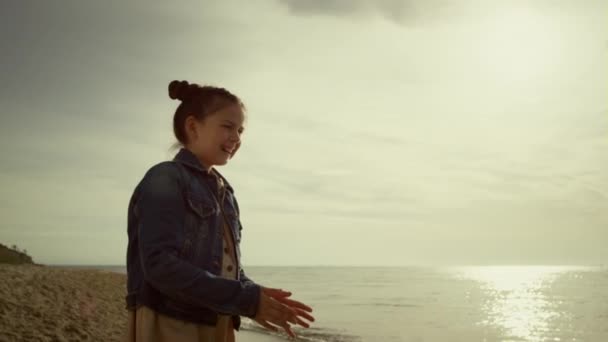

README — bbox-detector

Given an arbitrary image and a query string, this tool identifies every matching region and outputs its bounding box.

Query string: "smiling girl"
[124,80,314,341]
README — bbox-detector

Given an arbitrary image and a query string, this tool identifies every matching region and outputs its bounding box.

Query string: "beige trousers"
[124,305,235,342]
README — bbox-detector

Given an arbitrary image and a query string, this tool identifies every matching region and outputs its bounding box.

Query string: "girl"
[125,80,315,341]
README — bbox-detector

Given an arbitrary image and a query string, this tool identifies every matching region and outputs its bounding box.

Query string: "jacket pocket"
[185,194,216,219]
[182,193,216,258]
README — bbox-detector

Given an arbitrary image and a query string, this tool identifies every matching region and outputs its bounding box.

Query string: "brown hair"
[168,80,245,148]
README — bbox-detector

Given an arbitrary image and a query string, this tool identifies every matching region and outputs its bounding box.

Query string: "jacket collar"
[173,147,234,193]
[173,147,211,175]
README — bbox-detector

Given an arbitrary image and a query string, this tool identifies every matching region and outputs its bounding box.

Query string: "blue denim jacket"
[125,148,261,331]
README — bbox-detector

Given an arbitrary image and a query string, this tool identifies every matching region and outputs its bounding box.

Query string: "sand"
[0,264,287,342]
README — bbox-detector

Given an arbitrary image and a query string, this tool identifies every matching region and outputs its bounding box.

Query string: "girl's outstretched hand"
[262,287,315,327]
[253,286,315,340]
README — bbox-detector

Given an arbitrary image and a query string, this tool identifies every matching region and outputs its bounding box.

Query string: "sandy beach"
[0,264,286,342]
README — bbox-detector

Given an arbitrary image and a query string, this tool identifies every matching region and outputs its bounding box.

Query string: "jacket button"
[226,265,233,272]
[224,247,229,254]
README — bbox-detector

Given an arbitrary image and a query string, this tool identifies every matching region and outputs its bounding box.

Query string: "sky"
[0,0,606,266]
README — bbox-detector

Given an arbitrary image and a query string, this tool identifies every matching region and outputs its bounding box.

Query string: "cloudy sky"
[1,0,606,266]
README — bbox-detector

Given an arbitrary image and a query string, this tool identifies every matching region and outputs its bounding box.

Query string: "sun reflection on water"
[458,266,577,342]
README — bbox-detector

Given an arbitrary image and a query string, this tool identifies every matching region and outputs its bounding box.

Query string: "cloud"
[277,0,454,24]
[1,0,607,265]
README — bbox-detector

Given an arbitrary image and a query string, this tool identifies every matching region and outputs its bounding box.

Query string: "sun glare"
[457,266,583,341]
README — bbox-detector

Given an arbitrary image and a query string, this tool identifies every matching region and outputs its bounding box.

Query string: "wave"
[240,319,361,342]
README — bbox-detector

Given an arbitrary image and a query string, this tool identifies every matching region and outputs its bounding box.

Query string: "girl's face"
[185,104,245,169]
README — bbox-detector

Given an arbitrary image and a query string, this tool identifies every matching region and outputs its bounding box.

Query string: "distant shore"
[0,264,284,341]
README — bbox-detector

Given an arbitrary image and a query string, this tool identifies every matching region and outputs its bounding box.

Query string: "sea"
[88,265,608,342]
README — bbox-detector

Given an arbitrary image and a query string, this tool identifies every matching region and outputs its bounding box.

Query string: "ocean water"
[99,265,608,342]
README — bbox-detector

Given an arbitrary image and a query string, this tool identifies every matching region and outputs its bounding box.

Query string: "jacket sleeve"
[136,163,261,318]
[239,267,256,287]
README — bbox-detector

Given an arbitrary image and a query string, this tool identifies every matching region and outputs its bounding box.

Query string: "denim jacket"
[125,148,261,331]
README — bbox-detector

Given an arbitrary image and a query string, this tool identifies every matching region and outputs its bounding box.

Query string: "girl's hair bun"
[168,80,197,101]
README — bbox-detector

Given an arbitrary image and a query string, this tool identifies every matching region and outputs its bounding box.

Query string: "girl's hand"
[253,286,315,340]
[263,287,315,327]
